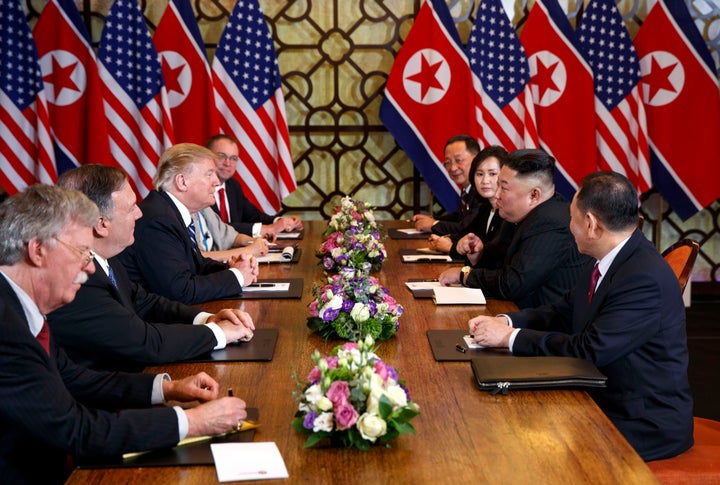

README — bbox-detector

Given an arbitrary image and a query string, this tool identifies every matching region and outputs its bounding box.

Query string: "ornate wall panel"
[22,0,720,281]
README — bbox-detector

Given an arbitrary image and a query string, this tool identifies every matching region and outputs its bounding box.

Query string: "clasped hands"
[207,308,255,343]
[468,315,513,348]
[228,253,259,285]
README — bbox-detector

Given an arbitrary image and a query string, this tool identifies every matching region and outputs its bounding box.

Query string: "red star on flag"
[406,54,444,100]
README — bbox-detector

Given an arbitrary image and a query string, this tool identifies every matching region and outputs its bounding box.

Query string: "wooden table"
[66,220,658,484]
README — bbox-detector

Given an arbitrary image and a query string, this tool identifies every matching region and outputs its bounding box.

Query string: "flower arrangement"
[307,272,403,341]
[324,195,379,236]
[292,335,420,450]
[318,227,387,274]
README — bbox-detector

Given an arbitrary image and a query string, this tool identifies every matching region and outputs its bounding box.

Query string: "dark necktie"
[107,264,118,288]
[218,187,229,223]
[587,263,601,304]
[460,190,469,215]
[188,220,200,253]
[37,319,50,355]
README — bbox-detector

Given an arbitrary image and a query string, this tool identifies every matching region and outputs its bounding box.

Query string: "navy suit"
[510,229,694,460]
[48,257,218,372]
[119,190,242,304]
[431,189,481,236]
[465,193,590,308]
[0,276,178,484]
[448,199,515,268]
[212,177,274,235]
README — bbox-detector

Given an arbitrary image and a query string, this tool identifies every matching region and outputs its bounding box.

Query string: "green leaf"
[304,431,330,448]
[394,421,416,436]
[378,394,393,419]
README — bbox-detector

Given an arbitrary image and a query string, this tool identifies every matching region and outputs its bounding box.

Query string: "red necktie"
[37,319,50,355]
[587,263,601,304]
[218,187,229,223]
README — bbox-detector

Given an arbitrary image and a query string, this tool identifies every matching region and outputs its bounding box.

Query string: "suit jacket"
[509,229,694,461]
[197,207,239,251]
[119,190,242,304]
[0,276,178,484]
[212,177,274,235]
[448,199,515,268]
[48,257,218,372]
[431,189,481,236]
[464,193,590,308]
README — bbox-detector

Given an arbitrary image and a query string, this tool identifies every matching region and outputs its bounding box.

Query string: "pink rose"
[334,403,358,430]
[342,342,358,352]
[326,380,350,406]
[307,366,321,382]
[308,300,319,317]
[374,360,389,382]
[324,356,339,370]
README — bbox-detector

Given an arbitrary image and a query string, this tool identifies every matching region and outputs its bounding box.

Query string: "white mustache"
[73,272,89,285]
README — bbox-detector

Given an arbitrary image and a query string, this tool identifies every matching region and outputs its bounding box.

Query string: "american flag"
[33,0,111,175]
[577,0,651,194]
[98,0,174,197]
[154,0,220,145]
[466,0,538,151]
[0,0,56,195]
[212,0,295,214]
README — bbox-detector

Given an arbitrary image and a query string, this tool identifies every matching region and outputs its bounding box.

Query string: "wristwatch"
[459,266,471,286]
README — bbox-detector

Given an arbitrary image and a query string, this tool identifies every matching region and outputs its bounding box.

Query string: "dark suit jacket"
[509,229,694,461]
[0,276,178,484]
[211,177,274,235]
[448,199,515,268]
[119,190,242,304]
[48,257,218,372]
[464,193,590,308]
[431,189,481,236]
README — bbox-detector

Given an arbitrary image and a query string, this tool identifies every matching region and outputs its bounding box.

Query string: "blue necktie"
[107,265,118,288]
[188,220,200,253]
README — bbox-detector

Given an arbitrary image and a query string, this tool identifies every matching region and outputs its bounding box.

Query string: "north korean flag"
[154,0,220,145]
[33,0,111,174]
[634,0,720,220]
[380,0,478,212]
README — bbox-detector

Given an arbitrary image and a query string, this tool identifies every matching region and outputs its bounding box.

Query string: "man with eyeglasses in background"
[412,134,482,236]
[206,134,303,241]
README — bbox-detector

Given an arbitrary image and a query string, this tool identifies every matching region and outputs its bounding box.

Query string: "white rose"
[317,396,333,412]
[313,412,334,433]
[356,413,387,442]
[304,384,323,406]
[331,247,344,258]
[350,302,370,323]
[386,384,408,409]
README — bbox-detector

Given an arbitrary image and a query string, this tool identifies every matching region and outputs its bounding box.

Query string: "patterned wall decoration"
[22,0,720,281]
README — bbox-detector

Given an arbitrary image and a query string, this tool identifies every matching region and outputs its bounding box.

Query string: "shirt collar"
[165,191,193,227]
[596,234,632,278]
[0,270,45,337]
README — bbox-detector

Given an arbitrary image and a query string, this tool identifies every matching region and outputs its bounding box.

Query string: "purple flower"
[341,299,354,313]
[334,403,358,431]
[303,411,318,430]
[322,257,335,270]
[323,308,339,322]
[386,365,399,382]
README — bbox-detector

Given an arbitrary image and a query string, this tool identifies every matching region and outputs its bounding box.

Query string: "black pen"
[228,388,233,397]
[250,283,276,288]
[455,344,467,353]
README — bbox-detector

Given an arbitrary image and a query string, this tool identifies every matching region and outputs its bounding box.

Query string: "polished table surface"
[66,220,658,484]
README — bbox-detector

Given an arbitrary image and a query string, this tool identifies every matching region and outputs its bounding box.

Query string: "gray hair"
[153,143,219,191]
[0,184,99,265]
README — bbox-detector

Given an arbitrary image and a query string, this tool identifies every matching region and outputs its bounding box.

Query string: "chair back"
[661,239,699,293]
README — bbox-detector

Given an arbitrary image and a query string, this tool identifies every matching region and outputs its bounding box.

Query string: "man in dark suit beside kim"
[468,171,694,461]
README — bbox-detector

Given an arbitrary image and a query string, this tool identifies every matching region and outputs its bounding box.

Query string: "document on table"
[401,254,452,262]
[432,286,486,304]
[276,231,302,239]
[416,247,444,254]
[242,282,291,293]
[211,442,288,481]
[397,228,425,235]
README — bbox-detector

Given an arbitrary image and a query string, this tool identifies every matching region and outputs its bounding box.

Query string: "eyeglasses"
[217,152,240,163]
[53,237,94,267]
[443,157,470,169]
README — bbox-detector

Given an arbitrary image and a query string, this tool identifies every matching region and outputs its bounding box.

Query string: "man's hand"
[228,253,259,286]
[243,238,269,257]
[184,397,248,437]
[438,267,462,286]
[259,225,278,243]
[468,315,513,348]
[207,309,255,331]
[276,216,303,232]
[216,320,254,343]
[427,234,452,253]
[412,214,436,232]
[162,372,219,403]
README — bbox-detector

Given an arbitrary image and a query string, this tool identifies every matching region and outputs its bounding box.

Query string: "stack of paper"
[432,286,486,305]
[211,442,289,481]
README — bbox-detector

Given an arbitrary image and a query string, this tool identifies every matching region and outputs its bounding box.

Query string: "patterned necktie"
[218,187,229,223]
[587,263,601,304]
[37,319,50,355]
[188,220,200,253]
[107,264,118,288]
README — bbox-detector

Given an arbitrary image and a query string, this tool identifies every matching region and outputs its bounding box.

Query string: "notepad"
[243,282,291,292]
[276,231,301,239]
[405,280,443,291]
[398,228,425,235]
[211,442,289,481]
[432,286,486,304]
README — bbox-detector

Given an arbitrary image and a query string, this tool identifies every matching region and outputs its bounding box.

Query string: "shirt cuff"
[251,222,262,238]
[193,311,213,325]
[152,373,171,404]
[173,406,189,441]
[228,267,245,287]
[205,322,227,349]
[507,328,521,353]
